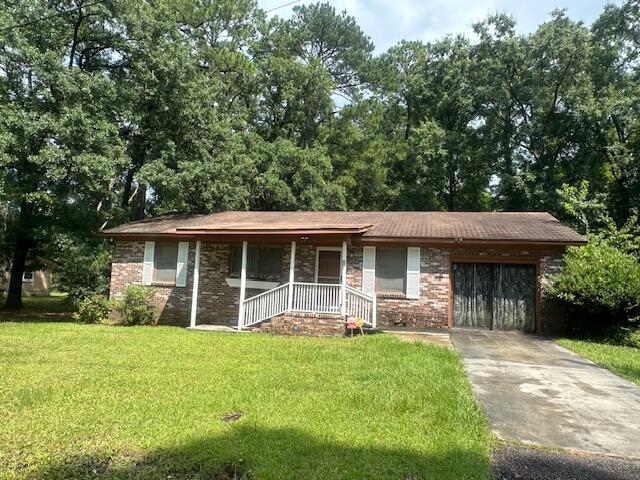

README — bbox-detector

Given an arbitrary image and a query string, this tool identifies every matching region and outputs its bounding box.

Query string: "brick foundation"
[109,240,568,333]
[261,312,345,336]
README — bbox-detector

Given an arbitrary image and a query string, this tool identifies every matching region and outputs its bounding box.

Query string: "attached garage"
[451,260,537,332]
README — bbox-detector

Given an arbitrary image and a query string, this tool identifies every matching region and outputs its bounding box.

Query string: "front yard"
[0,321,492,479]
[557,337,640,386]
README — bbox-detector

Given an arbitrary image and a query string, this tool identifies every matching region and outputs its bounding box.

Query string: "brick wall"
[262,312,344,336]
[540,252,568,334]
[365,247,566,331]
[109,241,196,326]
[341,246,448,328]
[109,240,567,332]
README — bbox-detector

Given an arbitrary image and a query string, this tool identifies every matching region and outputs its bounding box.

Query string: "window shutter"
[406,247,420,299]
[175,242,189,287]
[142,241,155,285]
[362,246,376,295]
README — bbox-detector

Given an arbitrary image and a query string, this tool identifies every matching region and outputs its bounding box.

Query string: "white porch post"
[287,241,296,311]
[340,241,347,315]
[372,293,377,329]
[237,240,248,330]
[189,240,201,328]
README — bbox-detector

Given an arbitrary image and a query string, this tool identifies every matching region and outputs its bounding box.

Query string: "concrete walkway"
[451,329,640,458]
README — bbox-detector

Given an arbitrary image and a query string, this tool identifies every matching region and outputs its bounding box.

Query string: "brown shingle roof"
[102,211,586,245]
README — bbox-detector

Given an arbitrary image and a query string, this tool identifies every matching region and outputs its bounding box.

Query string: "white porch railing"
[240,282,376,329]
[291,282,342,313]
[240,283,289,329]
[345,285,376,327]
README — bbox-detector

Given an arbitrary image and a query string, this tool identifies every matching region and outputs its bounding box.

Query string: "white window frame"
[314,246,343,283]
[375,247,407,294]
[153,242,179,285]
[22,271,35,283]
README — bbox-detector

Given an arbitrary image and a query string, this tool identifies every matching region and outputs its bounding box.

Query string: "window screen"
[258,247,282,276]
[230,245,282,280]
[375,248,406,293]
[153,243,178,284]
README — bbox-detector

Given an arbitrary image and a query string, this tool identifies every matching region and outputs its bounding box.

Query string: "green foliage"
[558,180,640,256]
[115,285,157,326]
[557,181,612,235]
[74,295,112,324]
[2,0,640,311]
[557,337,640,386]
[287,2,374,97]
[548,241,640,323]
[53,240,111,302]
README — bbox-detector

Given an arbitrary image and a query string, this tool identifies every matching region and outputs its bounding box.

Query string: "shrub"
[115,285,157,325]
[54,241,111,302]
[74,295,112,324]
[548,240,640,329]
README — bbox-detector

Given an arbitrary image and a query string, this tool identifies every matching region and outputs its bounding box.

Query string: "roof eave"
[357,236,587,247]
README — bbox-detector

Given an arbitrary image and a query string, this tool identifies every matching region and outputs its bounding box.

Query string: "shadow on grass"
[32,425,490,480]
[0,295,76,323]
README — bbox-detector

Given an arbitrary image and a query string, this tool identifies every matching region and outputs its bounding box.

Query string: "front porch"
[188,240,376,333]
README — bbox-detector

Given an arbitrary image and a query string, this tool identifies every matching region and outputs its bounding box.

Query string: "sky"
[259,0,619,53]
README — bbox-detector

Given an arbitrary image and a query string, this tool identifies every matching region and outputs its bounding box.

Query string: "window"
[230,245,282,281]
[153,243,178,284]
[375,248,406,293]
[22,271,34,283]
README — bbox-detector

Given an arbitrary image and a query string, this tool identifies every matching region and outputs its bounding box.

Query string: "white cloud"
[259,0,613,53]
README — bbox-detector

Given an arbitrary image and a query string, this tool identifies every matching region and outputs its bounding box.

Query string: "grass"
[0,294,75,322]
[0,321,493,480]
[557,336,640,386]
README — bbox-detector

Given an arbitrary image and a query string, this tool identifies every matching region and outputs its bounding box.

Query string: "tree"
[281,2,374,99]
[0,0,123,308]
[589,0,640,223]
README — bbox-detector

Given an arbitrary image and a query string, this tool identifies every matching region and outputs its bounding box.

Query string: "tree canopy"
[1,0,639,307]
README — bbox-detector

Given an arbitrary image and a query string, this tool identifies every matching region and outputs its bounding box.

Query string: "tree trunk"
[122,168,135,209]
[4,234,31,310]
[135,183,146,220]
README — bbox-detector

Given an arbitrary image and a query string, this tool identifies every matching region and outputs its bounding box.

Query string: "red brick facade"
[109,241,566,332]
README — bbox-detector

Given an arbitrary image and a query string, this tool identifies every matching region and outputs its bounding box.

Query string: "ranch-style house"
[102,211,586,335]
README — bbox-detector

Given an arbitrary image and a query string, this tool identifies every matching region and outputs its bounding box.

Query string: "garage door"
[452,263,536,331]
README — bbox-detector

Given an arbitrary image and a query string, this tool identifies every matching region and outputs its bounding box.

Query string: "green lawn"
[0,294,75,322]
[0,322,492,480]
[557,338,640,386]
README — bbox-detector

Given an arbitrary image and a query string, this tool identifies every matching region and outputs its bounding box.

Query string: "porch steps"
[260,312,346,337]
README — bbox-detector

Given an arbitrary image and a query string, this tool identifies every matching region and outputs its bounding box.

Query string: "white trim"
[340,241,347,315]
[362,246,376,295]
[314,246,343,283]
[406,247,421,299]
[175,242,189,287]
[225,278,279,290]
[22,271,34,283]
[237,241,248,331]
[190,240,201,328]
[142,241,155,285]
[288,241,296,311]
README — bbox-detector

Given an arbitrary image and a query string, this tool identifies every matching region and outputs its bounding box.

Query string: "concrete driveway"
[451,329,640,458]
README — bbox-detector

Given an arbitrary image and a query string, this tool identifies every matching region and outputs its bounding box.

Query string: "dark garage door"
[452,262,536,331]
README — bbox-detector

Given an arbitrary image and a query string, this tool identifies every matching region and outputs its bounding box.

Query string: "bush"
[74,295,112,324]
[115,285,157,325]
[548,240,640,329]
[53,241,111,302]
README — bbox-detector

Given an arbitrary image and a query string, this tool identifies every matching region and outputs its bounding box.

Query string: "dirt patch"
[387,332,452,347]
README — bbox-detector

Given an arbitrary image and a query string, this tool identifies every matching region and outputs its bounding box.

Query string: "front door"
[316,250,341,284]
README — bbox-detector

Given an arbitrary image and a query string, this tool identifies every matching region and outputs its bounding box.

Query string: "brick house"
[102,211,585,335]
